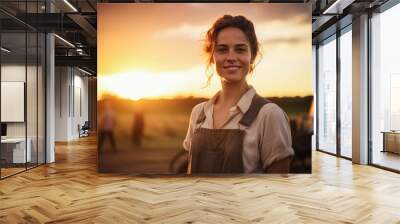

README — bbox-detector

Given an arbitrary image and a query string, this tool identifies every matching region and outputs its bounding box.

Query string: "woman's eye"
[236,48,246,53]
[216,48,227,53]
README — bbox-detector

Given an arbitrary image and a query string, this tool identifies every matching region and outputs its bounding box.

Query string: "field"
[98,95,313,174]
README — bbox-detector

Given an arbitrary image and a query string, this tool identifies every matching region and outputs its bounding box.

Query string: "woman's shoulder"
[189,101,208,119]
[192,101,207,113]
[258,102,289,121]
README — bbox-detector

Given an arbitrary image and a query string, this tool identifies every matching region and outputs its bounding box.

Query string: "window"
[317,35,337,154]
[339,27,352,158]
[371,2,400,171]
[0,1,47,179]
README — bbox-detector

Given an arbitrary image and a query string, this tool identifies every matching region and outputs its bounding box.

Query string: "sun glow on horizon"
[97,68,220,101]
[98,69,313,101]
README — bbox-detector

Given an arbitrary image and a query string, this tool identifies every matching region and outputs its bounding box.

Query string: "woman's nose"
[226,50,237,62]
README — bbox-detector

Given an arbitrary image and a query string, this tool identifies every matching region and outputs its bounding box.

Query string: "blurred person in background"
[99,101,116,152]
[132,107,145,146]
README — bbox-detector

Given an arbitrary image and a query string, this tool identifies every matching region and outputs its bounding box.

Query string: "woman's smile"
[224,65,241,72]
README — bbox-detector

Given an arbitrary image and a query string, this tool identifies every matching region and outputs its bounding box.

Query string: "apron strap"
[196,106,207,124]
[239,94,271,127]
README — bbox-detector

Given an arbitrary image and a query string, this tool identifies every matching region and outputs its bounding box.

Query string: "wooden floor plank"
[0,135,399,223]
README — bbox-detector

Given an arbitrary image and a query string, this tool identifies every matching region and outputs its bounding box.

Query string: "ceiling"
[0,0,392,76]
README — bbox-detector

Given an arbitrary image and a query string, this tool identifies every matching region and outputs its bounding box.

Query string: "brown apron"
[189,94,270,174]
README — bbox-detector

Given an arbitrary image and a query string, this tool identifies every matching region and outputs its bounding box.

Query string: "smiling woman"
[183,15,294,174]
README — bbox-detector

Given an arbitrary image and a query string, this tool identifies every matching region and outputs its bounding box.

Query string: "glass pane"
[38,1,46,14]
[38,33,45,165]
[1,31,27,177]
[25,0,38,169]
[371,4,400,171]
[27,31,38,169]
[312,45,317,151]
[317,36,337,154]
[340,28,352,158]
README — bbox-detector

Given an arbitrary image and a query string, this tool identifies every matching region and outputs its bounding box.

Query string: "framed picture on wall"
[97,3,313,175]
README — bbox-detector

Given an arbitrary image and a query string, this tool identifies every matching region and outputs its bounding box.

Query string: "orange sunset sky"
[98,3,312,100]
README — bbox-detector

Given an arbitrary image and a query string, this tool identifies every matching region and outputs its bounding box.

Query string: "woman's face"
[213,27,252,84]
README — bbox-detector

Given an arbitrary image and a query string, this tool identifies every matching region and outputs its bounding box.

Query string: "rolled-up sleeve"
[259,104,294,170]
[183,103,203,151]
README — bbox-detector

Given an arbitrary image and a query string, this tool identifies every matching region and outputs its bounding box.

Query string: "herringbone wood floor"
[1,135,400,223]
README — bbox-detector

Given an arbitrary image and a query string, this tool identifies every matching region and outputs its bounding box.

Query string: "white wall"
[55,67,89,141]
[1,65,37,138]
[1,63,45,164]
[1,65,25,130]
[55,66,69,141]
[1,64,26,81]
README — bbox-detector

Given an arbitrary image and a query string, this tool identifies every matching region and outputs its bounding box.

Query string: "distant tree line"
[99,95,313,116]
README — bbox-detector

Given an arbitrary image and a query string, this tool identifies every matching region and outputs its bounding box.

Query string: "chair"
[79,121,90,138]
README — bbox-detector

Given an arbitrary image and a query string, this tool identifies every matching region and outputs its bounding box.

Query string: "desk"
[1,138,31,163]
[381,131,400,154]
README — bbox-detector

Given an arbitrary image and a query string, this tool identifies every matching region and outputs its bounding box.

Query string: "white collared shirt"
[183,86,294,173]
